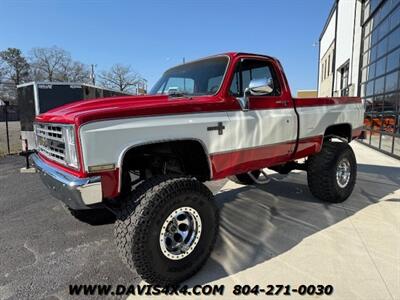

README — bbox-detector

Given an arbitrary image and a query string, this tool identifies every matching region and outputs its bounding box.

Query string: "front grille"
[35,124,65,163]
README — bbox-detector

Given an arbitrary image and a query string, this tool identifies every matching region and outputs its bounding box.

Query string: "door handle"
[275,100,289,107]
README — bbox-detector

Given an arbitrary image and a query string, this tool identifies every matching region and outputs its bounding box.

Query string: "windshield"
[149,56,229,96]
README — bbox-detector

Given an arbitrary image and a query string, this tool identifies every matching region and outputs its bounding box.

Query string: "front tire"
[114,176,219,285]
[307,141,357,203]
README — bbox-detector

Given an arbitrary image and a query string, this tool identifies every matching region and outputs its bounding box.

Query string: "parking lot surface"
[0,155,225,299]
[0,121,20,156]
[0,155,133,299]
[1,142,399,299]
[132,142,399,300]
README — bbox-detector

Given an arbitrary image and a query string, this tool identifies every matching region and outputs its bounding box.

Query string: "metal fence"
[0,104,21,156]
[0,105,19,122]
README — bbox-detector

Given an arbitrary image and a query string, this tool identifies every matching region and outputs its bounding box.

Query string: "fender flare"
[116,138,213,193]
[323,123,353,143]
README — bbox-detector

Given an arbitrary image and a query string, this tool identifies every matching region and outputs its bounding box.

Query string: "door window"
[229,59,280,97]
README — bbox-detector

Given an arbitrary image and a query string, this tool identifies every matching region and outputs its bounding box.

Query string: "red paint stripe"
[292,135,324,159]
[295,97,361,107]
[210,143,290,179]
[210,128,362,180]
[210,135,323,179]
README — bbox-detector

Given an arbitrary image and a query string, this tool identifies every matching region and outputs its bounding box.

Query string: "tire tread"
[114,176,218,285]
[307,142,356,203]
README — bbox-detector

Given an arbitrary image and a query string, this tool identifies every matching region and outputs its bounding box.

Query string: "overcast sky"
[0,0,333,94]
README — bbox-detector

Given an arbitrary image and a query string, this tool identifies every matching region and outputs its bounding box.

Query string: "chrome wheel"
[159,206,202,260]
[336,158,351,188]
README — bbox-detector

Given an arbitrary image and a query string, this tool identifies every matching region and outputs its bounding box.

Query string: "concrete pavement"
[0,155,226,299]
[134,141,400,300]
[0,141,398,299]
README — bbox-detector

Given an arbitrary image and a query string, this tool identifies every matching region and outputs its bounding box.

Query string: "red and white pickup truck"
[32,52,364,285]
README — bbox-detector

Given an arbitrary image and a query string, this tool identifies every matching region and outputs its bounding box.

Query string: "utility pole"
[90,64,96,85]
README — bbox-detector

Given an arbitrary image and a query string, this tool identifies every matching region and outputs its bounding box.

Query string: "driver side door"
[227,58,297,174]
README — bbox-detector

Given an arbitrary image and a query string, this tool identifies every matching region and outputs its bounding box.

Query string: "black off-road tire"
[114,176,219,286]
[228,170,261,185]
[307,141,357,203]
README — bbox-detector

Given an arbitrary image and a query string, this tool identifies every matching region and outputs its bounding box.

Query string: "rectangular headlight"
[63,126,78,169]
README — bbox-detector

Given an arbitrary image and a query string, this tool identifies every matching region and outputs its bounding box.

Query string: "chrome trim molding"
[32,153,102,209]
[35,123,80,170]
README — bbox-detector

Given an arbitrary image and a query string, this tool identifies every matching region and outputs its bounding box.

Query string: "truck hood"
[36,94,227,126]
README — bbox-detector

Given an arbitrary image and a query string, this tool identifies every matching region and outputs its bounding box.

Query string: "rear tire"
[307,141,356,203]
[228,170,260,185]
[114,176,219,286]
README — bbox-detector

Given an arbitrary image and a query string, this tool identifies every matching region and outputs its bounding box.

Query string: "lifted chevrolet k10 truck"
[32,52,364,285]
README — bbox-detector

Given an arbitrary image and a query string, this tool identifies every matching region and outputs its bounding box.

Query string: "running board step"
[248,170,270,184]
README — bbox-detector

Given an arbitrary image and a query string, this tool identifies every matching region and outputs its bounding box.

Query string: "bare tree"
[30,46,71,81]
[66,61,91,83]
[0,48,30,105]
[57,57,74,82]
[0,83,17,105]
[0,60,5,82]
[99,64,141,92]
[0,48,30,85]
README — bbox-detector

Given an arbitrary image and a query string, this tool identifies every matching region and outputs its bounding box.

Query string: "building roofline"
[319,0,338,41]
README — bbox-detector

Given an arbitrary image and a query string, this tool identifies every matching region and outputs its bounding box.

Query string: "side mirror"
[238,77,274,111]
[247,77,274,96]
[167,87,180,95]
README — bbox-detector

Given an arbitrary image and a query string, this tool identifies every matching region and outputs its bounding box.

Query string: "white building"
[318,0,363,98]
[319,0,400,158]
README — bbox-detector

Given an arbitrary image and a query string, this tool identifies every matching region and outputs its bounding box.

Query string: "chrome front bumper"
[31,153,103,210]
